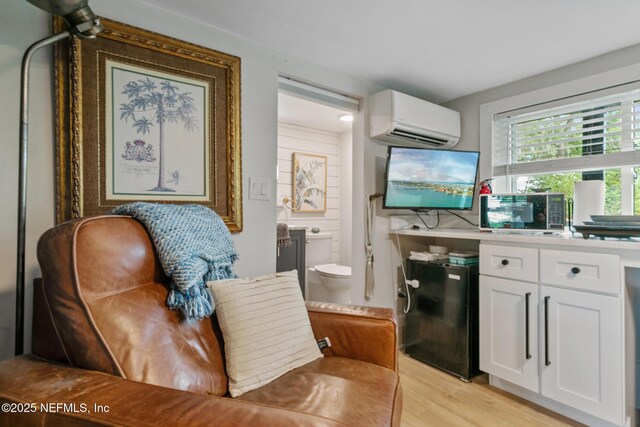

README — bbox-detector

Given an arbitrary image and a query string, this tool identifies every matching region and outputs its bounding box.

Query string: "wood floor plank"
[414,400,478,427]
[399,353,583,427]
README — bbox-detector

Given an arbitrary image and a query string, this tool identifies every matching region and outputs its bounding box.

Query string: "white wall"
[277,123,339,263]
[0,3,56,360]
[0,0,386,358]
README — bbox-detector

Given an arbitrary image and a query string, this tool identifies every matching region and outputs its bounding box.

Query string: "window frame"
[480,65,640,214]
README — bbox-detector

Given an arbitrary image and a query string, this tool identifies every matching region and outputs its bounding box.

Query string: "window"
[491,84,640,215]
[512,169,622,215]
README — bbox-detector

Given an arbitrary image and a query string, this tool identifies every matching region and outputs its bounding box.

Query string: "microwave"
[479,193,565,232]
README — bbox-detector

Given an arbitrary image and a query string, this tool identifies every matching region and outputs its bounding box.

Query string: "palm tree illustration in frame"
[107,60,209,200]
[292,152,327,212]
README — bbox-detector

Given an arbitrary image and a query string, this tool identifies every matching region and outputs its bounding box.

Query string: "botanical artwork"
[106,62,208,199]
[53,17,243,231]
[292,153,327,212]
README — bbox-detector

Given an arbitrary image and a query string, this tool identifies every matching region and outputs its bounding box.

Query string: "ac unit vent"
[389,128,448,146]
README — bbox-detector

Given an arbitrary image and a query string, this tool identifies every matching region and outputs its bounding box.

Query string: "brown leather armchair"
[0,216,402,426]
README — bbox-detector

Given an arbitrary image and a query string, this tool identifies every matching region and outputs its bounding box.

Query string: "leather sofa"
[0,216,402,426]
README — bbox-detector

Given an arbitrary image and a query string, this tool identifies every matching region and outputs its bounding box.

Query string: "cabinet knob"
[571,267,580,275]
[501,259,509,266]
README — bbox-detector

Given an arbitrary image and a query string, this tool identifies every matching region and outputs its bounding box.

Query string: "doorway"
[276,79,357,300]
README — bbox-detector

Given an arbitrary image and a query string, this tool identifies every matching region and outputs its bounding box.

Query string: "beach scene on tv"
[385,147,479,209]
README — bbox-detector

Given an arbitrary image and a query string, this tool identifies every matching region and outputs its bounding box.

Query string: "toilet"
[305,232,352,304]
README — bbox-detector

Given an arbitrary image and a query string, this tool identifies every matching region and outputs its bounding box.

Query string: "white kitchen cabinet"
[540,285,622,424]
[479,243,624,426]
[479,243,538,282]
[393,229,635,426]
[479,276,539,392]
[540,249,620,295]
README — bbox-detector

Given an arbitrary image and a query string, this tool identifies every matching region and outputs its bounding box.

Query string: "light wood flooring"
[399,353,583,427]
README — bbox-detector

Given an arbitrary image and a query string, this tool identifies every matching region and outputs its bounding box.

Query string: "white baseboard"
[490,376,620,427]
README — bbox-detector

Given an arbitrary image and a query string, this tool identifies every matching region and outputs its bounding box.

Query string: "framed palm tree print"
[53,17,242,231]
[292,153,327,213]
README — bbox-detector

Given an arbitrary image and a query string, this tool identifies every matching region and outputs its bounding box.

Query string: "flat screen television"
[383,145,480,210]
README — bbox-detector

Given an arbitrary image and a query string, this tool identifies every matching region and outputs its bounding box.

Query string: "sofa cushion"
[0,355,354,427]
[237,357,403,426]
[208,271,322,397]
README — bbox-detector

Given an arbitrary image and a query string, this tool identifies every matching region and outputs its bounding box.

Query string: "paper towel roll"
[573,180,605,225]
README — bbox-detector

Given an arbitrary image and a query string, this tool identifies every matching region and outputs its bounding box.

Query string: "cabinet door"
[276,230,306,297]
[479,276,539,392]
[540,285,622,424]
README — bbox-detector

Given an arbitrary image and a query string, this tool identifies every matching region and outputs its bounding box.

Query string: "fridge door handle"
[525,292,531,360]
[544,296,551,366]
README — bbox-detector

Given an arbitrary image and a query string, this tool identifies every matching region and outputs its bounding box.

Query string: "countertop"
[391,227,640,252]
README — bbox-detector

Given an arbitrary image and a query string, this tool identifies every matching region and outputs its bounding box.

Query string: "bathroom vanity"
[392,228,639,427]
[276,227,306,297]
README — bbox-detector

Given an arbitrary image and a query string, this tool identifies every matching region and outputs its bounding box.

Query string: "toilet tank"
[305,232,332,267]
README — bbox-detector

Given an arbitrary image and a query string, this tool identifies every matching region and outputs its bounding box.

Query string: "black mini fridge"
[404,259,480,381]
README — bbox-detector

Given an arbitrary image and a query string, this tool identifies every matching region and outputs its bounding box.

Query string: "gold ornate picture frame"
[292,152,327,212]
[54,17,242,231]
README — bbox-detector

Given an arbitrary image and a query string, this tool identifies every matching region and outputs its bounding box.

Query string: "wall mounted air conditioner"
[369,89,460,149]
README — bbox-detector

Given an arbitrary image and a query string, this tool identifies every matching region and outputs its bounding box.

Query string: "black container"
[404,259,481,381]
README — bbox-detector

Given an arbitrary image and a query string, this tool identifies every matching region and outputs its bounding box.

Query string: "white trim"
[490,376,621,427]
[277,76,360,112]
[621,168,634,215]
[494,151,640,177]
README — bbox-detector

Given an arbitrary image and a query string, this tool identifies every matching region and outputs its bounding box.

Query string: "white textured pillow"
[207,270,323,397]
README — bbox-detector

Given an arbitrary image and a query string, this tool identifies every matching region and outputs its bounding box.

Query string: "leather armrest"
[0,355,342,427]
[306,302,398,372]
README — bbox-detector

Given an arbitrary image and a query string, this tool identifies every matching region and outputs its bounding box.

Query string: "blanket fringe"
[167,286,214,319]
[110,203,239,319]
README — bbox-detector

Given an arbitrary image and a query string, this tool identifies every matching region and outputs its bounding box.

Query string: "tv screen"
[383,146,480,210]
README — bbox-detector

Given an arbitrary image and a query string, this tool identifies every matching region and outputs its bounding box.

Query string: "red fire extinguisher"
[479,179,493,194]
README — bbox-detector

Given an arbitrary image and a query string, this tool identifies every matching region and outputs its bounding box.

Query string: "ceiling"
[141,0,640,104]
[278,93,353,133]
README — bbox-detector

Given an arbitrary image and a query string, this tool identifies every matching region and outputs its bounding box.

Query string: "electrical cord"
[444,209,479,227]
[392,232,413,314]
[365,193,383,300]
[414,210,439,229]
[393,210,471,314]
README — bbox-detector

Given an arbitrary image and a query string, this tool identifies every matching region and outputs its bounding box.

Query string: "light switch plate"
[249,177,270,200]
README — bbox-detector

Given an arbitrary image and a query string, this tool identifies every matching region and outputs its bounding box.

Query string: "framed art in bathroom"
[53,17,243,231]
[292,152,327,213]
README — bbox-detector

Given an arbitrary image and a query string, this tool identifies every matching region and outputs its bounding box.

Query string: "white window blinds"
[492,85,640,177]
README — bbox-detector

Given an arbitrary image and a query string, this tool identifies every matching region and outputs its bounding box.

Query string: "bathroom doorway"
[276,79,357,301]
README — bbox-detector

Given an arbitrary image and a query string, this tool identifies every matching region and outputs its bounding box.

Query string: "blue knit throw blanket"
[110,202,238,319]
